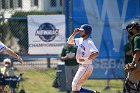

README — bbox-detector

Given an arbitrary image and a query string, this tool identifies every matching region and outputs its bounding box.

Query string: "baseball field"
[16,69,123,93]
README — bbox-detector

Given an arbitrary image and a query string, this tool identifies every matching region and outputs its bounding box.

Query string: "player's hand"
[65,56,69,60]
[73,28,80,35]
[78,58,85,62]
[61,56,69,61]
[124,63,136,72]
[17,57,24,65]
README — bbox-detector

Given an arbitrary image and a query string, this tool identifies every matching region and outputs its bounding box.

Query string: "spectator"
[1,58,16,77]
[0,58,17,92]
[103,61,115,90]
[0,41,23,93]
[60,43,79,93]
[103,74,111,90]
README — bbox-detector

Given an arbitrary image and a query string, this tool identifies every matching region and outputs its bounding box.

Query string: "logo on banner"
[35,23,59,42]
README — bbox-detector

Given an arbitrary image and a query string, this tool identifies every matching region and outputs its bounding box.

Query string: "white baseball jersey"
[0,41,6,52]
[72,37,98,91]
[74,37,98,64]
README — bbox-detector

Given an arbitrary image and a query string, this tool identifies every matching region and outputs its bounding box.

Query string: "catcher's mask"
[79,24,92,35]
[126,21,140,35]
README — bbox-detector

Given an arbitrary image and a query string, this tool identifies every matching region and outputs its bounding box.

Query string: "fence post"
[47,58,51,68]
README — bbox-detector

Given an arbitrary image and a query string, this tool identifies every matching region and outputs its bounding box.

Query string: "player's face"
[79,30,86,37]
[130,27,138,36]
[68,44,72,47]
[4,62,11,67]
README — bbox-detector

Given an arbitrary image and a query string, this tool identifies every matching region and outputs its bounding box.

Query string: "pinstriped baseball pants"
[72,64,93,91]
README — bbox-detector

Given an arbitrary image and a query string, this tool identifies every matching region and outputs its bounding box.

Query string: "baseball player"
[0,41,23,64]
[60,43,79,93]
[124,20,140,93]
[67,24,99,93]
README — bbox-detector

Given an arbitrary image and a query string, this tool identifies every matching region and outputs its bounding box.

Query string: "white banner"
[28,15,66,54]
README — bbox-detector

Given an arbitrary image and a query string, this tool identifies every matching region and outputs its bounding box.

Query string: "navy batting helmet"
[79,24,92,35]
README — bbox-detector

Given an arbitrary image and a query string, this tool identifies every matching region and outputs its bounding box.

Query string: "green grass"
[84,80,123,93]
[16,69,123,93]
[18,69,59,93]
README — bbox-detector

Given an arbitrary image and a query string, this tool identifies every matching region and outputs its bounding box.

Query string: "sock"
[73,91,80,93]
[80,87,95,93]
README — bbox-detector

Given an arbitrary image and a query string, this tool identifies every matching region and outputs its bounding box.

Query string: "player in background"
[124,20,140,92]
[60,42,79,93]
[0,41,23,64]
[67,24,99,93]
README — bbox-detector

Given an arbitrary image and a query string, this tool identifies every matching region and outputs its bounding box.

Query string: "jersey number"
[82,52,85,57]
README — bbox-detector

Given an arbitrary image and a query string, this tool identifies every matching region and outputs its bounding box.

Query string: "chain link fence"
[0,1,71,92]
[0,18,61,69]
[0,0,65,70]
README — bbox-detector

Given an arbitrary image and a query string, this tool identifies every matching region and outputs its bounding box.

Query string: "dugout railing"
[0,54,60,69]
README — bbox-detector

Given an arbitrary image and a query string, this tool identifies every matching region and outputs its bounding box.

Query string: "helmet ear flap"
[84,29,91,35]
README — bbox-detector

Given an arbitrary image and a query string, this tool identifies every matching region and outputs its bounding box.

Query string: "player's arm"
[87,41,99,60]
[78,52,99,62]
[133,51,140,63]
[67,28,79,44]
[132,36,140,64]
[125,51,140,72]
[126,50,132,56]
[61,56,68,61]
[60,48,68,61]
[124,37,140,71]
[2,47,23,64]
[79,41,99,62]
[87,52,99,60]
[124,44,132,56]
